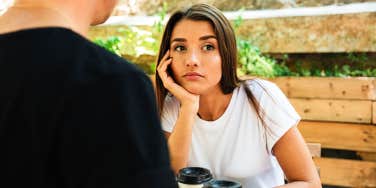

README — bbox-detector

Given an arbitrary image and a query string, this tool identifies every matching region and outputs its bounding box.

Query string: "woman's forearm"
[167,107,196,174]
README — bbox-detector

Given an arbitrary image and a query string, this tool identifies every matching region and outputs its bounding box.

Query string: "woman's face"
[169,19,222,95]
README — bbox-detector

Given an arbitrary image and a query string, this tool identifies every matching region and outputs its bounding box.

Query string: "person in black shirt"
[0,0,177,187]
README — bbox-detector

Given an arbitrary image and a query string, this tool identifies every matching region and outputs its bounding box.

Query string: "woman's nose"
[185,50,200,67]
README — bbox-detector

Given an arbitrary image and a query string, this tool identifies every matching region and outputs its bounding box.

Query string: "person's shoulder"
[56,28,148,82]
[3,27,148,83]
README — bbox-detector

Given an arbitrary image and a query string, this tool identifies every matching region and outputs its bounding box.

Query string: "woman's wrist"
[179,103,198,117]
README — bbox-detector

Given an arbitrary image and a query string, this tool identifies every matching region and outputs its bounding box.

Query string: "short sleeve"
[161,95,180,133]
[250,79,301,153]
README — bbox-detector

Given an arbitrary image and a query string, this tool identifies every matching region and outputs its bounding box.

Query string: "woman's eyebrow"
[171,38,186,43]
[199,35,217,40]
[171,35,217,43]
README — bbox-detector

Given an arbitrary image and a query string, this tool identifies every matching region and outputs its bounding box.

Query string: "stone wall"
[90,11,376,53]
[236,12,376,53]
[114,0,376,16]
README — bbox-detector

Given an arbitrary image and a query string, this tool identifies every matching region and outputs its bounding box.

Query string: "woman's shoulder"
[243,78,279,95]
[243,78,291,109]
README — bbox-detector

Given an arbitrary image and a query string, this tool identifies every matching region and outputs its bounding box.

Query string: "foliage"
[94,26,157,57]
[291,60,376,77]
[347,53,368,63]
[234,15,291,78]
[94,36,123,56]
[93,2,168,73]
[237,39,291,77]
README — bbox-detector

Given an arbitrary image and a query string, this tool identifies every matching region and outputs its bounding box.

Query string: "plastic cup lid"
[176,167,213,185]
[203,180,242,188]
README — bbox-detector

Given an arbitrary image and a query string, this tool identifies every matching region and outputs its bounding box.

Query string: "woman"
[156,3,321,188]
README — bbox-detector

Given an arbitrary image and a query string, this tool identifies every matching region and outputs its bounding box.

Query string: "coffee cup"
[203,180,242,188]
[177,167,213,188]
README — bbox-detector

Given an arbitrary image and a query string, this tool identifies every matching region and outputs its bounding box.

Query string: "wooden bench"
[265,76,376,187]
[299,121,376,187]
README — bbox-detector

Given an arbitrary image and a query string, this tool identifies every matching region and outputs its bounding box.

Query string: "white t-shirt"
[161,79,301,188]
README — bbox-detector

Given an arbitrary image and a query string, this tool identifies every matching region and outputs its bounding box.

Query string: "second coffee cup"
[203,180,242,188]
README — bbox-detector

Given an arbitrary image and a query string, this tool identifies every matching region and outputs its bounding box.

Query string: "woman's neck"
[198,87,233,121]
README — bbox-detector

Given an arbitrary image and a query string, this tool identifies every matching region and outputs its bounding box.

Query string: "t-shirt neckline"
[195,86,239,125]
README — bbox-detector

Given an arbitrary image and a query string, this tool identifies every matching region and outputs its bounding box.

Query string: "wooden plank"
[298,121,376,153]
[314,157,376,187]
[156,75,376,101]
[267,77,376,100]
[307,143,321,157]
[373,102,376,124]
[357,151,376,162]
[280,77,376,100]
[291,98,372,123]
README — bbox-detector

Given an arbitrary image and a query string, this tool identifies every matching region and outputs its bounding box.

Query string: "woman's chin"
[184,87,202,95]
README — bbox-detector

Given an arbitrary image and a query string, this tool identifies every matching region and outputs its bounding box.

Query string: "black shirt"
[0,27,177,188]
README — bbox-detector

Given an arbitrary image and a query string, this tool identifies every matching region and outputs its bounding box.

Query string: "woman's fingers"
[157,50,170,74]
[157,59,172,81]
[161,50,170,62]
[157,50,174,89]
[157,50,170,72]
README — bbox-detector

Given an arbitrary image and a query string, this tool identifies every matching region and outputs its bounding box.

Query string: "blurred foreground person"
[0,0,177,187]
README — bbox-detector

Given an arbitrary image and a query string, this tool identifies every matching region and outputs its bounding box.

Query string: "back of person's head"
[156,3,240,112]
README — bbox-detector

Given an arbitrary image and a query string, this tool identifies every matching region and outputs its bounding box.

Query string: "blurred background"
[1,1,376,187]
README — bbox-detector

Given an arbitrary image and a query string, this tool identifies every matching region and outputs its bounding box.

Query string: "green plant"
[94,36,123,56]
[237,38,291,77]
[233,13,291,78]
[347,52,368,63]
[149,1,168,59]
[233,8,245,30]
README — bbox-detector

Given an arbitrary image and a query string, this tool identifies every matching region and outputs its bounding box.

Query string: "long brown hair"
[155,4,265,124]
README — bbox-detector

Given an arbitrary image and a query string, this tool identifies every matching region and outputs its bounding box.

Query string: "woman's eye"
[174,46,186,52]
[203,45,214,51]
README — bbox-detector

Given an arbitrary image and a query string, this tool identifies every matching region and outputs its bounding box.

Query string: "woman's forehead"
[171,19,216,40]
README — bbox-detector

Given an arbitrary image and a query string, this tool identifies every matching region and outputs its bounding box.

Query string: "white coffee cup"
[177,167,213,188]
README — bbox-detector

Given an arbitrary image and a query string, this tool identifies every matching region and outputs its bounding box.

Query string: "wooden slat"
[307,143,321,157]
[298,121,376,153]
[267,77,376,100]
[291,98,372,123]
[357,151,376,162]
[314,157,376,187]
[373,102,376,124]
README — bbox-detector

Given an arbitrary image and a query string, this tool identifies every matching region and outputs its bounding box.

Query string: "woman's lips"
[183,72,203,81]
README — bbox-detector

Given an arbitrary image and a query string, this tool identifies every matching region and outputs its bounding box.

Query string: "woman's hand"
[158,50,199,173]
[157,50,200,114]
